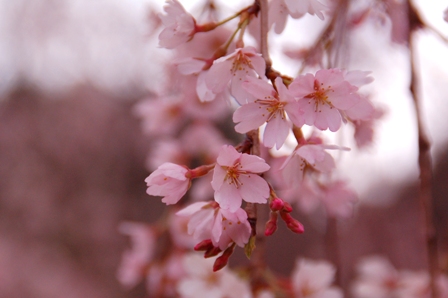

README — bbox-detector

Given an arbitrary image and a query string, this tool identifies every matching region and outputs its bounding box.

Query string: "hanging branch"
[407,1,439,296]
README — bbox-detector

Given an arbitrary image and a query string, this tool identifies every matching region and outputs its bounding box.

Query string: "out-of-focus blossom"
[233,77,302,149]
[281,144,337,187]
[145,162,191,205]
[116,222,156,288]
[206,47,266,104]
[158,0,196,49]
[212,145,270,212]
[321,180,358,218]
[176,253,252,298]
[292,258,343,298]
[269,0,326,34]
[133,96,184,136]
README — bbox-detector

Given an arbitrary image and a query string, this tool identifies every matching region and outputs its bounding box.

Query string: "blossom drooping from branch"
[211,145,270,212]
[289,68,361,131]
[292,258,343,298]
[145,162,191,205]
[158,0,196,49]
[233,77,303,149]
[206,47,266,104]
[176,201,251,250]
[269,0,326,34]
[281,144,337,187]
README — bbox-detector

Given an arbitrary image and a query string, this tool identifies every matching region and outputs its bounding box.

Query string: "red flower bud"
[194,239,214,251]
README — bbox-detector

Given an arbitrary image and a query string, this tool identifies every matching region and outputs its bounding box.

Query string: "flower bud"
[282,201,293,213]
[280,212,304,234]
[213,244,235,272]
[204,246,222,258]
[265,212,278,236]
[194,239,214,251]
[270,198,284,212]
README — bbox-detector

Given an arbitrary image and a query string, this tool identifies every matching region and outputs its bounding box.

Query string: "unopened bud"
[213,244,235,272]
[270,198,284,212]
[204,246,222,258]
[282,201,293,213]
[194,239,213,251]
[265,212,278,236]
[280,212,304,234]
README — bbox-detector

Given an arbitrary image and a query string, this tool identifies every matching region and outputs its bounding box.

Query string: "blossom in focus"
[269,0,326,34]
[233,76,303,149]
[116,222,156,288]
[158,0,196,49]
[292,258,343,298]
[176,253,252,298]
[289,68,361,131]
[206,47,266,104]
[145,162,191,205]
[176,201,251,250]
[211,145,270,212]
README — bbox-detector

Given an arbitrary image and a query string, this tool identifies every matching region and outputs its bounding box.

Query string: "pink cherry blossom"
[177,253,252,298]
[289,68,361,131]
[269,0,326,34]
[281,144,338,187]
[233,76,303,149]
[292,258,343,298]
[211,145,270,212]
[158,0,196,49]
[145,162,191,205]
[206,47,266,104]
[321,180,358,218]
[116,222,156,288]
[176,201,251,250]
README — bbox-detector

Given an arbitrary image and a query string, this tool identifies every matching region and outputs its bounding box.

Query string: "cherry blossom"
[233,76,303,149]
[269,0,326,34]
[176,201,251,250]
[116,222,156,288]
[321,180,358,218]
[145,162,191,205]
[212,145,270,212]
[289,68,361,131]
[177,253,252,298]
[205,47,266,104]
[292,258,343,298]
[158,0,196,49]
[281,144,338,187]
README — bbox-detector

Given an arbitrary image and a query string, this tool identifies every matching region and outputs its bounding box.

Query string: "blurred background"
[0,0,447,297]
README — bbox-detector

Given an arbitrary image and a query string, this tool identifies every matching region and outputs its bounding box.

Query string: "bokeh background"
[0,0,447,297]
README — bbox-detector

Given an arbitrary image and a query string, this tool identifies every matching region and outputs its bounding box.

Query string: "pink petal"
[263,115,291,149]
[206,59,233,93]
[214,183,243,212]
[239,154,270,172]
[239,175,269,204]
[211,165,227,191]
[233,103,269,133]
[216,145,240,167]
[242,76,275,99]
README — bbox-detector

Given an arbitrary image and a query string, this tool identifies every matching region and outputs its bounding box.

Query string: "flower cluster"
[115,0,402,296]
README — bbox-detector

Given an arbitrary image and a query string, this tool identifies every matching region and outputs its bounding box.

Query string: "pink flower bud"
[280,212,304,234]
[270,198,284,212]
[265,212,278,236]
[282,201,293,213]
